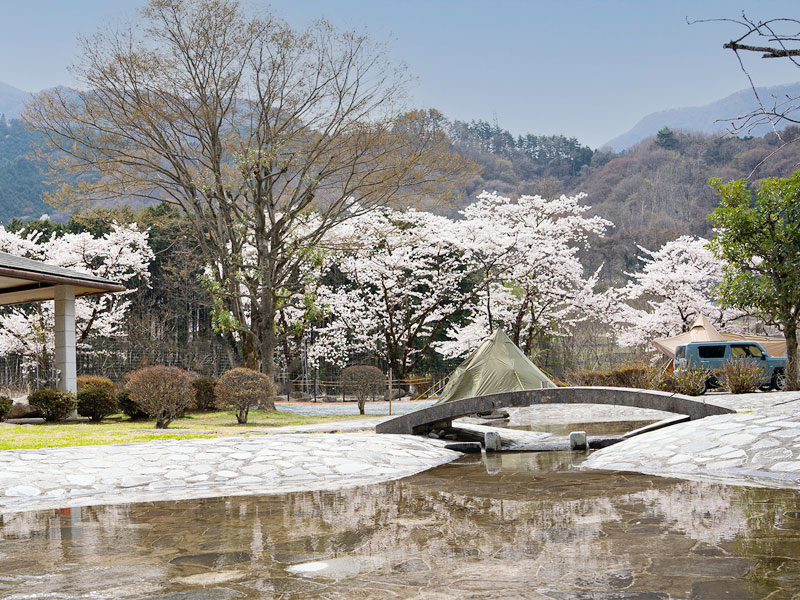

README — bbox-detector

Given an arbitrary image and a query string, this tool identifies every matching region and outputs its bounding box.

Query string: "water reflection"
[1,452,798,599]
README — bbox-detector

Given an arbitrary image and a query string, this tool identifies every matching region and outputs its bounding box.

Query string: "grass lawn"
[0,410,370,451]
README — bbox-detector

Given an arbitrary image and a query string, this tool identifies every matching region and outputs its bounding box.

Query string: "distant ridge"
[604,82,800,151]
[0,81,30,119]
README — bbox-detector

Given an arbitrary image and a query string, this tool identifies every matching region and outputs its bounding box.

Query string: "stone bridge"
[376,387,735,435]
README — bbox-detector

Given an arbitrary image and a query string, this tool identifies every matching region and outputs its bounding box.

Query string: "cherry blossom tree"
[436,191,612,359]
[308,207,480,379]
[0,223,153,375]
[613,236,743,349]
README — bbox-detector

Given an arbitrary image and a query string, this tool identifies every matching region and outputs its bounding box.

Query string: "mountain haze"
[604,83,800,151]
[0,82,30,119]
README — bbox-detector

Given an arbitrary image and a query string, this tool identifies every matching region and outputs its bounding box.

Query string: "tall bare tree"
[715,15,800,136]
[25,0,474,376]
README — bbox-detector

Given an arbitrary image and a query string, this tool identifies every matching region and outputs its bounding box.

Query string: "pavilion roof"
[0,251,125,305]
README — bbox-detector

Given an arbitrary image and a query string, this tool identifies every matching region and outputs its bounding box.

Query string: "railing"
[412,373,451,401]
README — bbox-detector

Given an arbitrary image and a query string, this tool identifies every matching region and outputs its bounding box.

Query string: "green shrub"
[77,386,118,422]
[0,395,11,420]
[341,365,385,415]
[566,361,660,389]
[716,359,765,394]
[117,389,149,420]
[126,366,193,428]
[671,369,711,396]
[77,375,115,394]
[192,376,218,411]
[28,388,77,421]
[655,372,679,393]
[215,368,276,424]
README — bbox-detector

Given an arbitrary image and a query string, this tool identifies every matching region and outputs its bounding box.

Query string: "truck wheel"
[772,371,787,391]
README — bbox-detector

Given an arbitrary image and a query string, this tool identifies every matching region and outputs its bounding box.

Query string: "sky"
[1,0,799,148]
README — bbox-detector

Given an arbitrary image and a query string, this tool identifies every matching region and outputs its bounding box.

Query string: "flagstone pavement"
[0,433,459,514]
[4,391,800,514]
[584,391,800,489]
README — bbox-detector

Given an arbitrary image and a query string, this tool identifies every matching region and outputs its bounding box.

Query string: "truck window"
[745,345,763,358]
[730,346,747,358]
[698,345,725,359]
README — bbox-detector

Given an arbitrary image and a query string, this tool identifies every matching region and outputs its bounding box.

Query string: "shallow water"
[2,452,800,599]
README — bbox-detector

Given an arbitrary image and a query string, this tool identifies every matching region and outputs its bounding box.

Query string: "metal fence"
[0,345,232,393]
[0,331,639,395]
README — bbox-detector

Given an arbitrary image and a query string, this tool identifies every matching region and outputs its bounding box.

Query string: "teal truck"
[674,341,787,392]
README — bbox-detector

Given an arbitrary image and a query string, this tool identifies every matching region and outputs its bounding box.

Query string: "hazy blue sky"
[1,0,798,147]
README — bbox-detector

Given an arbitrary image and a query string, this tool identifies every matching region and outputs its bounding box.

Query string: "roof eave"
[0,265,124,293]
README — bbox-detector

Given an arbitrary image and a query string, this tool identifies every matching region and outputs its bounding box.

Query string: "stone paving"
[584,392,800,489]
[0,433,459,514]
[4,390,800,515]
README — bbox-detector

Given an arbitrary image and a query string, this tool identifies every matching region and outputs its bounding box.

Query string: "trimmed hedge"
[192,375,218,411]
[77,375,115,394]
[215,368,276,424]
[117,389,149,420]
[28,388,77,421]
[77,386,118,422]
[0,395,11,421]
[126,366,193,428]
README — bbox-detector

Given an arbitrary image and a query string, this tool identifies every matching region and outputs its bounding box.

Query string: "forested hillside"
[4,111,800,285]
[0,117,54,223]
[451,120,800,280]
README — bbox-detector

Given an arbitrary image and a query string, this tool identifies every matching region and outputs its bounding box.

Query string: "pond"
[2,450,799,599]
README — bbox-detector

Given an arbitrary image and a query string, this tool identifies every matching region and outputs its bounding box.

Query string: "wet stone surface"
[2,452,800,599]
[0,433,459,513]
[584,400,800,488]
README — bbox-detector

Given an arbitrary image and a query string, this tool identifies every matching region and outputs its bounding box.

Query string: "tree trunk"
[237,406,249,424]
[261,318,276,378]
[785,320,798,391]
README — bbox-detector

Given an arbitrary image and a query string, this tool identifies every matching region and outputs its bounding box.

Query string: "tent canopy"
[435,329,555,404]
[653,314,785,359]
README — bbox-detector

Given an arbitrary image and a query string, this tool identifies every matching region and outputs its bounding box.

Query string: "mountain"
[0,81,30,119]
[604,82,800,151]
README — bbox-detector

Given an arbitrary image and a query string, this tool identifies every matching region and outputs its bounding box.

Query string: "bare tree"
[25,0,474,377]
[341,365,385,415]
[712,15,800,136]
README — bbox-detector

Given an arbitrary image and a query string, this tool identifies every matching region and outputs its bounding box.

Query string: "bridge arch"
[376,386,735,435]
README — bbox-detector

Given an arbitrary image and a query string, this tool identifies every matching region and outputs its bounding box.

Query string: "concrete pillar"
[569,430,588,451]
[484,431,501,452]
[54,285,77,396]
